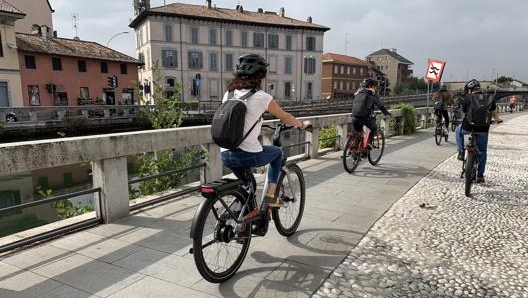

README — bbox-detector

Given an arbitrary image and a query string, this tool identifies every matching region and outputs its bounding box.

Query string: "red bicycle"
[342,128,385,173]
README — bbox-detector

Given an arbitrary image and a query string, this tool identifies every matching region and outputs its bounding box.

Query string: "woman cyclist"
[220,54,311,211]
[432,84,453,135]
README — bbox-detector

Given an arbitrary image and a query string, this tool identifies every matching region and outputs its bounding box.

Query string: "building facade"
[17,31,139,107]
[321,53,370,99]
[366,48,413,95]
[0,0,25,107]
[129,0,329,103]
[13,0,54,34]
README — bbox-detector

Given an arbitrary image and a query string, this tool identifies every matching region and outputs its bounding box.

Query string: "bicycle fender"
[189,198,210,238]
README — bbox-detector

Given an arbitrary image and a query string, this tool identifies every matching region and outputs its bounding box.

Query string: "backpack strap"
[236,90,260,146]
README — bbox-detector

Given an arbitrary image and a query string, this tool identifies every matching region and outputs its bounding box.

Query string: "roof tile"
[15,33,139,63]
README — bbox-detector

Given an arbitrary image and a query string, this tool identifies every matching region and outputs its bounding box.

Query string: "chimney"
[279,7,285,17]
[391,48,397,53]
[40,25,49,38]
[206,0,212,9]
[307,16,312,23]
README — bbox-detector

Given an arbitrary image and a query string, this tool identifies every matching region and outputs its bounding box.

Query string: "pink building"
[17,30,139,107]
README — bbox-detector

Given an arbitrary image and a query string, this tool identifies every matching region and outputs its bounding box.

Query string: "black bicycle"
[189,122,310,283]
[461,130,478,197]
[434,112,448,145]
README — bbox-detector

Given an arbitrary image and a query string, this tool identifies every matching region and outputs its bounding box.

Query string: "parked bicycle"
[434,112,449,145]
[189,122,311,283]
[342,126,385,173]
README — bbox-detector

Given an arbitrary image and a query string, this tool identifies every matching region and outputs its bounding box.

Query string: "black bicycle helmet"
[464,79,481,91]
[234,54,269,77]
[360,78,377,88]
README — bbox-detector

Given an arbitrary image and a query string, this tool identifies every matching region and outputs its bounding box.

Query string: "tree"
[130,60,206,200]
[496,76,513,84]
[393,77,428,95]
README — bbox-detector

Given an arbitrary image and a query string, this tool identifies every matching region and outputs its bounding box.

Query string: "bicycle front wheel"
[192,189,251,283]
[343,137,360,173]
[464,152,476,197]
[272,163,306,236]
[368,130,385,165]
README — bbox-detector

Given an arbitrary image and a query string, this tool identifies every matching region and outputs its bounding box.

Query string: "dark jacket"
[352,89,390,117]
[461,91,497,133]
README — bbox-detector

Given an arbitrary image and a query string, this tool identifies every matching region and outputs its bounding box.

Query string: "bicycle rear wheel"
[464,151,476,197]
[272,164,305,236]
[434,125,442,145]
[343,137,360,173]
[192,189,251,283]
[368,130,385,165]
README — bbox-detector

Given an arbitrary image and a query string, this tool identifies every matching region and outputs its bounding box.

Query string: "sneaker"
[262,194,285,208]
[476,175,485,183]
[457,151,465,161]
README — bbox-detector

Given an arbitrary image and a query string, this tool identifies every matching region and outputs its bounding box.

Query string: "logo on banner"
[425,59,446,82]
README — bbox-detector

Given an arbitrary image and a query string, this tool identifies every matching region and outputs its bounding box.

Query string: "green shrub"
[319,125,337,149]
[390,103,417,135]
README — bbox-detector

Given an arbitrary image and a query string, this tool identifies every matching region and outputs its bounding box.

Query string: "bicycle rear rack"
[200,178,243,197]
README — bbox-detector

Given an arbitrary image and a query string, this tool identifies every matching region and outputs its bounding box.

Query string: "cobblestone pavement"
[313,115,528,298]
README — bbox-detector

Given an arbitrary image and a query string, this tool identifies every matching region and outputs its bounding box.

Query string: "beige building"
[0,0,25,107]
[13,0,54,34]
[366,48,413,95]
[129,0,330,103]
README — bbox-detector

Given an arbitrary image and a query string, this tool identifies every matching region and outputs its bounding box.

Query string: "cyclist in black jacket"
[351,78,391,149]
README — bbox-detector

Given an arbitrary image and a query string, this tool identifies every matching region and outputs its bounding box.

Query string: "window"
[285,35,292,50]
[28,85,40,106]
[120,63,127,74]
[100,61,108,73]
[138,52,145,69]
[164,24,173,41]
[340,66,344,74]
[0,190,21,216]
[284,57,292,74]
[225,30,232,46]
[306,82,313,99]
[241,32,248,47]
[284,82,292,98]
[306,36,316,51]
[64,173,73,187]
[191,27,199,44]
[225,53,233,71]
[188,51,203,69]
[25,55,36,69]
[209,28,217,45]
[0,31,3,57]
[268,34,279,49]
[162,49,177,68]
[78,60,86,72]
[334,65,338,74]
[253,32,264,48]
[38,176,48,189]
[209,52,218,70]
[52,57,62,71]
[166,77,176,98]
[80,87,89,98]
[304,57,316,74]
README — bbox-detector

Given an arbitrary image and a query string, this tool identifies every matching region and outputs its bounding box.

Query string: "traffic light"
[143,83,151,94]
[268,83,274,90]
[107,75,118,88]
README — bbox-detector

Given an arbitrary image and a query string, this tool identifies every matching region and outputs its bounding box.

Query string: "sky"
[47,0,528,83]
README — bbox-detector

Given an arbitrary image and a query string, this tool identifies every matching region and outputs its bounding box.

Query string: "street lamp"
[106,31,129,47]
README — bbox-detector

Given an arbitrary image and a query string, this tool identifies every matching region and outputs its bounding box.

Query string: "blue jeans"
[221,145,283,186]
[455,124,489,176]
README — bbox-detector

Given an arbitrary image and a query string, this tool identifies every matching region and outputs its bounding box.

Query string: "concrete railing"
[1,104,522,224]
